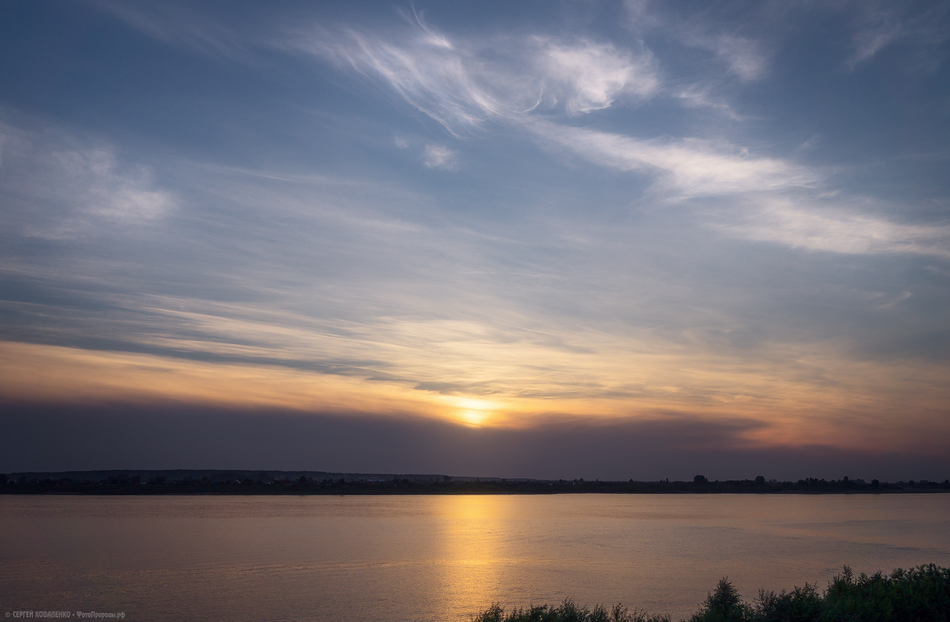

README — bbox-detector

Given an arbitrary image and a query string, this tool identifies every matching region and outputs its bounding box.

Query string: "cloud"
[423,144,459,170]
[286,22,662,136]
[108,6,660,135]
[535,38,660,114]
[676,32,768,82]
[283,17,831,207]
[674,84,744,120]
[623,0,771,82]
[710,34,768,81]
[796,135,822,152]
[50,148,172,221]
[293,27,500,137]
[285,20,819,200]
[847,1,950,69]
[526,119,820,198]
[93,0,251,62]
[850,17,904,67]
[623,0,660,31]
[0,121,175,238]
[711,197,950,259]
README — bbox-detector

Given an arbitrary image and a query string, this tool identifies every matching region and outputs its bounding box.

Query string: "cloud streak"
[847,0,950,68]
[713,198,950,259]
[526,119,820,198]
[93,0,252,62]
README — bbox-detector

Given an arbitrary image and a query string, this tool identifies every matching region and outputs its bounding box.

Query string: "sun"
[460,410,488,427]
[450,397,496,427]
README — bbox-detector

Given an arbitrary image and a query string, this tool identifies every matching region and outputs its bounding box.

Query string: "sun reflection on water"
[436,495,512,614]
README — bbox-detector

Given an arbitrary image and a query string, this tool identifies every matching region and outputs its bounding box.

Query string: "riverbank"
[3,471,949,495]
[473,565,950,622]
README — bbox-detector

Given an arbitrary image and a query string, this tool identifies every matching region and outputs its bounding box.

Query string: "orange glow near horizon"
[2,339,949,456]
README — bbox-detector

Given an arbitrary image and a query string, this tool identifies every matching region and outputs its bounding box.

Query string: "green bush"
[820,564,950,622]
[472,599,671,622]
[689,578,754,622]
[473,565,950,622]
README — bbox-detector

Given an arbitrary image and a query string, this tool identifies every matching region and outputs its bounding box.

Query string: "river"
[2,494,949,621]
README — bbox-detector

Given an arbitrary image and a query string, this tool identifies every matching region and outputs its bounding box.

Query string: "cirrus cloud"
[0,121,176,239]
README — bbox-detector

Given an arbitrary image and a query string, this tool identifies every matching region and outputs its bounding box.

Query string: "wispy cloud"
[850,15,904,67]
[680,32,769,82]
[624,0,772,82]
[423,144,459,170]
[288,21,819,201]
[286,21,662,136]
[674,84,744,120]
[526,119,820,198]
[93,0,251,62]
[49,148,172,222]
[294,27,500,137]
[712,197,950,259]
[0,122,175,238]
[534,38,660,114]
[847,0,950,69]
[711,34,768,81]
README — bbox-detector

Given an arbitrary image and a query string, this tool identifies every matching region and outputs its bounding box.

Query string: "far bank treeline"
[2,472,950,495]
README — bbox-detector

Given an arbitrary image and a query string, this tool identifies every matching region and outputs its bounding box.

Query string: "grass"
[474,601,669,622]
[472,564,950,622]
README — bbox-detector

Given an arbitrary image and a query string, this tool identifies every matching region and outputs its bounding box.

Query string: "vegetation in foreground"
[472,564,950,622]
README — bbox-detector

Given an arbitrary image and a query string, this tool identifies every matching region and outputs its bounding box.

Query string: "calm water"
[2,494,949,621]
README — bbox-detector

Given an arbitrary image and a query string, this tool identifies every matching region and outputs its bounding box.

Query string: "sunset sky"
[2,0,949,480]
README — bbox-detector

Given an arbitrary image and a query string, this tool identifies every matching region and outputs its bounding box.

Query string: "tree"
[694,475,708,484]
[754,476,765,485]
[690,578,751,622]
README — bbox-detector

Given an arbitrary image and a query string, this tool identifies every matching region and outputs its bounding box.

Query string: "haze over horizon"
[1,0,949,481]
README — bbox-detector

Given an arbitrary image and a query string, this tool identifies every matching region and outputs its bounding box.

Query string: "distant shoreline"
[2,470,948,495]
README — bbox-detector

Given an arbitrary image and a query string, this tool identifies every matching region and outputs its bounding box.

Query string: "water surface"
[2,494,949,621]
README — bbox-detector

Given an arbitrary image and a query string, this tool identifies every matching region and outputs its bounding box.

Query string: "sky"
[1,0,949,481]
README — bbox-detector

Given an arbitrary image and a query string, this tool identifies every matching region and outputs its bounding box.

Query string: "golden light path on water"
[436,495,506,611]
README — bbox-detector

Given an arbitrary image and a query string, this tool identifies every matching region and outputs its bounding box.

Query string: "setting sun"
[449,397,497,427]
